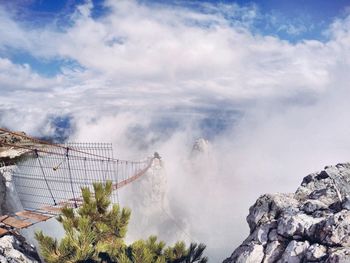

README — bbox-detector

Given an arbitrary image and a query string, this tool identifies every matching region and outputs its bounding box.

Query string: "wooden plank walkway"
[16,211,51,222]
[0,228,8,236]
[2,217,33,229]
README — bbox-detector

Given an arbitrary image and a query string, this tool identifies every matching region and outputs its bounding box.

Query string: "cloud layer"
[1,0,346,119]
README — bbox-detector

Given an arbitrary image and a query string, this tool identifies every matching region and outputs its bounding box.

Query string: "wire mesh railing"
[12,142,152,211]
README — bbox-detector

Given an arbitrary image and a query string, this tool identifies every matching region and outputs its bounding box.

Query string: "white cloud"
[0,58,60,91]
[0,0,339,109]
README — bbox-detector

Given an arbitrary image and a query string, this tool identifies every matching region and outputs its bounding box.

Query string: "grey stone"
[277,240,310,263]
[302,199,329,214]
[277,212,323,239]
[262,241,286,263]
[223,163,350,263]
[305,243,327,261]
[0,235,39,263]
[244,221,277,246]
[224,243,264,263]
[0,172,5,215]
[315,210,350,246]
[247,193,299,232]
[341,195,350,210]
[326,247,350,263]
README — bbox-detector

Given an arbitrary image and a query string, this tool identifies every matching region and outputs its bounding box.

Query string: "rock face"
[0,172,5,215]
[0,164,39,262]
[0,235,40,262]
[224,163,350,263]
[0,166,23,215]
[122,157,190,244]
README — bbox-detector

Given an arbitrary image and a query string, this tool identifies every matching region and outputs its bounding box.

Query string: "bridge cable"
[0,128,123,161]
[66,147,77,208]
[34,149,57,206]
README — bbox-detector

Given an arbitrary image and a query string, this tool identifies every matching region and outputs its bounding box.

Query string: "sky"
[2,0,350,261]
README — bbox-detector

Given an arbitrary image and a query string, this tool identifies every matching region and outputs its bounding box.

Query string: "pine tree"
[35,181,208,263]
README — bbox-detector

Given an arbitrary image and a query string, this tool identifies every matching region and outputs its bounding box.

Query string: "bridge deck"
[0,128,154,234]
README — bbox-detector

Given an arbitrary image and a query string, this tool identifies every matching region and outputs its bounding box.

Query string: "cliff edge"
[224,163,350,263]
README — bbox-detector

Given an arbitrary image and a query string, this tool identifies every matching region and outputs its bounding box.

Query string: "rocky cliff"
[0,132,41,263]
[0,235,40,262]
[122,157,192,244]
[224,163,350,263]
[0,166,40,263]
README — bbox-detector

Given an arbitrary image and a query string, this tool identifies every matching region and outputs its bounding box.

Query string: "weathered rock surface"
[0,172,5,215]
[224,163,350,263]
[0,235,40,262]
[0,164,39,262]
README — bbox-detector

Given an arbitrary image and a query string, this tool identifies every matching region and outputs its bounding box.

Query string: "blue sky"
[9,0,350,36]
[0,0,349,136]
[2,0,349,77]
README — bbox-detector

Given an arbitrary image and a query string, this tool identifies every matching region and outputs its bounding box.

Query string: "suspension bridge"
[0,128,155,237]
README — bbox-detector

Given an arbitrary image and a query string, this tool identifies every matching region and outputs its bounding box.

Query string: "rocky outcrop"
[224,163,350,263]
[0,162,39,262]
[0,131,30,164]
[191,138,210,157]
[0,166,24,214]
[0,235,40,262]
[122,157,190,244]
[0,172,6,215]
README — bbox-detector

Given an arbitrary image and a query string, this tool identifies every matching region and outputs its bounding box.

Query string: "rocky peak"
[224,163,350,263]
[190,138,210,157]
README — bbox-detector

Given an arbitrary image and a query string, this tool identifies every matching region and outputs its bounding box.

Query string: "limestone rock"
[224,243,264,263]
[224,163,350,263]
[277,212,323,239]
[0,173,5,215]
[315,210,350,246]
[305,243,327,261]
[326,247,350,263]
[301,199,328,214]
[0,235,40,263]
[246,193,299,232]
[245,221,277,246]
[262,241,286,263]
[277,240,309,263]
[341,195,350,210]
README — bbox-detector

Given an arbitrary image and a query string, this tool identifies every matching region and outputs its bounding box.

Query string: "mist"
[67,80,350,261]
